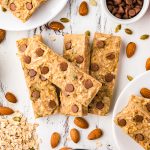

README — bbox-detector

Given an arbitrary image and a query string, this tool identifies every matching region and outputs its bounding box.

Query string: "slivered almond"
[74,117,89,129]
[50,132,60,148]
[88,128,103,140]
[5,92,17,103]
[0,106,14,115]
[70,128,80,143]
[140,88,150,98]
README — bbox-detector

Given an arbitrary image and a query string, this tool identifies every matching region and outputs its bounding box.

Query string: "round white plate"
[0,0,68,31]
[112,71,150,150]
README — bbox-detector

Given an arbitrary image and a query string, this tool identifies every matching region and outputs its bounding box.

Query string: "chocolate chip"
[91,63,99,71]
[41,66,49,74]
[114,0,122,5]
[35,48,44,57]
[106,52,115,60]
[60,62,68,71]
[65,84,74,92]
[129,9,136,17]
[40,75,47,81]
[134,6,141,14]
[32,90,40,98]
[135,134,144,141]
[105,73,115,82]
[28,69,37,77]
[65,41,72,50]
[133,115,143,122]
[97,40,105,48]
[71,104,79,113]
[23,55,31,64]
[118,119,127,127]
[146,103,150,112]
[49,101,56,108]
[10,3,16,11]
[75,55,84,64]
[26,2,33,10]
[115,13,122,19]
[96,101,104,110]
[83,79,93,89]
[20,44,27,52]
[126,0,133,5]
[118,6,124,14]
[108,5,113,12]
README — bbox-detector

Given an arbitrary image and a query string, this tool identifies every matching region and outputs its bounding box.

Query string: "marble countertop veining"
[0,0,150,149]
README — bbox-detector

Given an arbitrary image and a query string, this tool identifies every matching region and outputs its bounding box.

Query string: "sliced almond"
[74,117,89,129]
[5,92,17,103]
[70,128,80,143]
[50,132,60,148]
[126,42,136,58]
[88,128,103,140]
[79,1,89,16]
[140,88,150,98]
[0,106,14,115]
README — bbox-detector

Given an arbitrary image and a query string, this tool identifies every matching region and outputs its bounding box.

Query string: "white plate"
[0,0,68,31]
[112,71,150,150]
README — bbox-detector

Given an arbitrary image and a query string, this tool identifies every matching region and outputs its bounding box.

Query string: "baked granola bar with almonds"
[1,0,46,22]
[89,33,121,115]
[17,35,59,118]
[20,39,101,111]
[60,34,90,116]
[114,95,150,150]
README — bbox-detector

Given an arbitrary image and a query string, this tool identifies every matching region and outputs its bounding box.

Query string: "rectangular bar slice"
[114,95,150,150]
[89,33,121,115]
[20,39,102,110]
[17,35,59,118]
[60,34,90,116]
[1,0,46,22]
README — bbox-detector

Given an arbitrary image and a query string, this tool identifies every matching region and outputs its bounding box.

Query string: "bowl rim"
[101,0,150,24]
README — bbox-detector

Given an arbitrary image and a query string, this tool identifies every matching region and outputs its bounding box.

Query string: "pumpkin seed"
[85,30,91,36]
[125,28,133,35]
[1,7,7,12]
[13,117,21,122]
[140,34,149,40]
[127,75,133,81]
[89,0,97,6]
[60,18,70,23]
[115,24,121,33]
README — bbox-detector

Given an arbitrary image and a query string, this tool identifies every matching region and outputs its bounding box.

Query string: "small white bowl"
[101,0,150,24]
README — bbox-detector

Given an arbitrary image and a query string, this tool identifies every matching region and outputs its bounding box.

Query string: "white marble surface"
[0,0,150,150]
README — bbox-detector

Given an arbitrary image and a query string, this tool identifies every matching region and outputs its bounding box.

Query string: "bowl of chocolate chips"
[101,0,149,24]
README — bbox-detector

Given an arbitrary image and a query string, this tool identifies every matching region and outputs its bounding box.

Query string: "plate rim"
[112,70,150,150]
[0,0,68,31]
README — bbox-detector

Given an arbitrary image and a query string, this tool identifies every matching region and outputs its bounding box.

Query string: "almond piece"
[5,92,17,103]
[70,128,80,143]
[0,106,14,115]
[0,29,6,43]
[88,128,103,140]
[126,42,136,58]
[48,21,64,31]
[74,117,89,129]
[60,147,72,150]
[140,88,150,98]
[79,1,89,16]
[50,132,60,148]
[145,58,150,71]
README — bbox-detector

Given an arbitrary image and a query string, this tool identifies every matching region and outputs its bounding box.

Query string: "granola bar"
[114,95,150,150]
[20,39,101,111]
[60,34,90,116]
[1,0,46,22]
[89,33,121,115]
[17,35,59,118]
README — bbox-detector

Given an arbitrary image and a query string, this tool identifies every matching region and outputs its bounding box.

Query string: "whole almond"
[126,42,136,58]
[48,21,64,31]
[50,132,60,148]
[74,117,89,129]
[0,106,14,115]
[5,92,17,103]
[145,58,150,71]
[70,128,80,143]
[140,88,150,98]
[79,1,89,16]
[88,128,103,140]
[60,147,72,150]
[0,29,6,43]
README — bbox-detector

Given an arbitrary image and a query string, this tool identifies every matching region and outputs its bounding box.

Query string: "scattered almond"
[0,29,6,43]
[0,106,14,115]
[50,132,60,148]
[74,117,89,129]
[60,147,72,150]
[48,21,64,31]
[79,1,89,16]
[5,92,17,103]
[88,128,103,140]
[126,42,136,58]
[145,58,150,71]
[70,128,80,143]
[140,88,150,99]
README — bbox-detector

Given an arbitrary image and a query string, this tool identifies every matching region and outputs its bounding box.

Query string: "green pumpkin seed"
[89,0,97,6]
[1,7,7,12]
[85,30,91,36]
[140,34,149,40]
[125,28,133,35]
[13,117,21,122]
[127,75,134,81]
[60,18,70,23]
[115,24,121,33]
